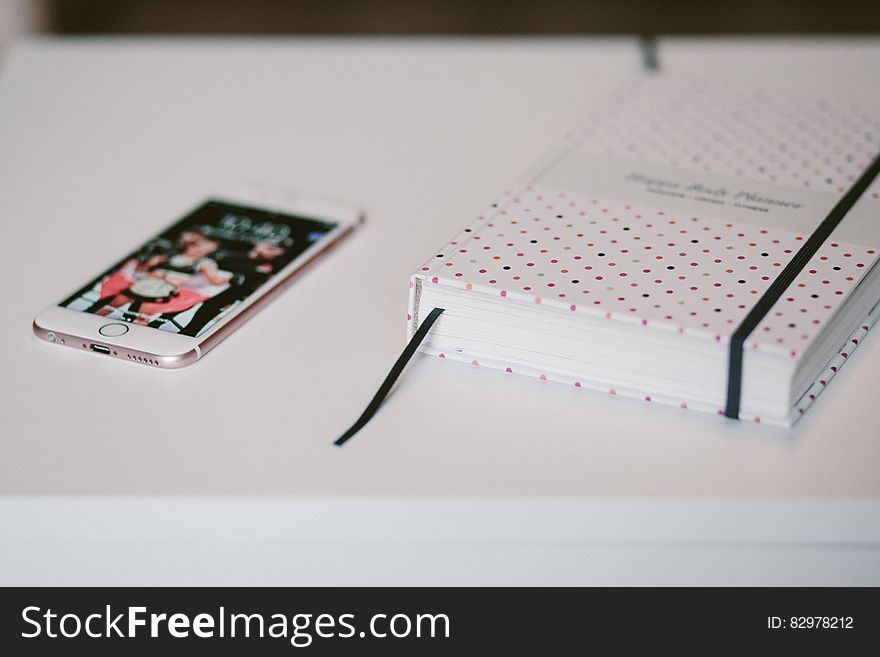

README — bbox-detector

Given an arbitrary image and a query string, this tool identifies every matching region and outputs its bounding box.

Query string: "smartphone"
[33,185,362,368]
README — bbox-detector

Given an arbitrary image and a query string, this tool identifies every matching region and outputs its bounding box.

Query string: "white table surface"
[1,36,879,585]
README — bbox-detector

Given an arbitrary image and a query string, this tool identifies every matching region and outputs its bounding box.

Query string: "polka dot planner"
[408,74,880,427]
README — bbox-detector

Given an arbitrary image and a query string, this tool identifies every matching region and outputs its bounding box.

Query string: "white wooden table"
[1,36,878,585]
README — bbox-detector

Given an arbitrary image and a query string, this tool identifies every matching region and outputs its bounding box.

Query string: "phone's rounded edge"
[32,317,50,341]
[32,316,201,369]
[155,346,201,369]
[32,314,61,344]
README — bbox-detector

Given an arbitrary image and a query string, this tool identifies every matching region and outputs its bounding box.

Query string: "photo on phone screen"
[59,200,337,338]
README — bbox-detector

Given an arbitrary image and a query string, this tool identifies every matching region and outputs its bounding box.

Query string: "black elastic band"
[639,35,659,72]
[725,151,880,419]
[334,307,445,446]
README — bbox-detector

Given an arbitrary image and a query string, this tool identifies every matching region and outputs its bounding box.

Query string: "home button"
[99,323,129,338]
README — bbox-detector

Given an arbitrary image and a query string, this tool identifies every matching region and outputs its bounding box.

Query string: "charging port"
[90,344,112,355]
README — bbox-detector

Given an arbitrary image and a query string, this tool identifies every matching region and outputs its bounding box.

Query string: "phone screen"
[60,199,337,338]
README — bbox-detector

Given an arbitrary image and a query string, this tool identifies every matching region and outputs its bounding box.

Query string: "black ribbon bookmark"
[725,150,880,419]
[335,307,445,446]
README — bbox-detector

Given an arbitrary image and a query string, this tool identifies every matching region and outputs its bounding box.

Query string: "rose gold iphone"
[33,185,362,368]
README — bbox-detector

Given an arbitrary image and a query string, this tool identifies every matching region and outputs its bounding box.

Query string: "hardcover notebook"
[407,74,880,427]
